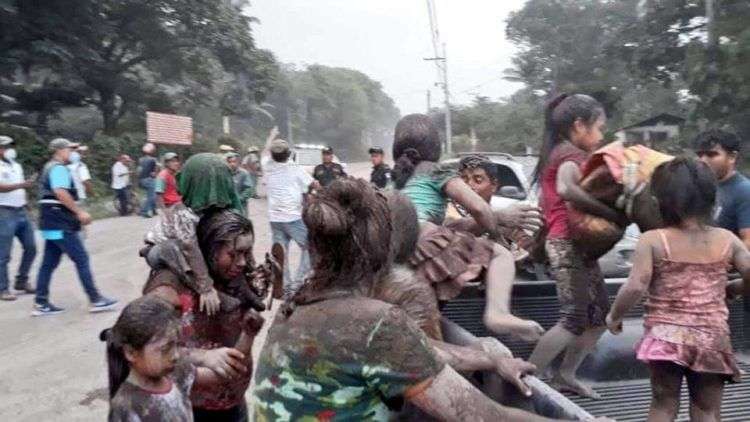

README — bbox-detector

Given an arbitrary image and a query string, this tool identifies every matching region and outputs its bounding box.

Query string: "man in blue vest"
[32,138,117,316]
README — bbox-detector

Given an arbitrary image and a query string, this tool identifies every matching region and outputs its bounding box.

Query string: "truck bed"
[441,279,750,420]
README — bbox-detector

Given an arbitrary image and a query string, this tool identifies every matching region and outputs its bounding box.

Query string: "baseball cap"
[0,135,14,146]
[218,144,236,152]
[247,145,259,153]
[270,139,289,154]
[163,152,179,161]
[368,147,384,154]
[49,138,79,151]
[322,147,333,154]
[75,145,89,152]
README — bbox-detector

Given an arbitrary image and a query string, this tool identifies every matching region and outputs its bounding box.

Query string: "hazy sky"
[250,0,526,115]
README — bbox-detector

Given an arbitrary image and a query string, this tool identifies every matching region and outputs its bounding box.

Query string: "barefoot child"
[607,157,750,421]
[142,153,246,316]
[392,114,544,342]
[527,94,625,399]
[103,295,264,422]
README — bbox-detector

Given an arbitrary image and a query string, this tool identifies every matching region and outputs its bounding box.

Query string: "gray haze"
[250,0,526,115]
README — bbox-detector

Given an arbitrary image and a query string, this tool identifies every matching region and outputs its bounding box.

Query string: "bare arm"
[444,178,500,238]
[262,126,280,155]
[739,229,750,253]
[727,234,750,299]
[0,180,32,192]
[194,310,264,389]
[557,161,623,223]
[409,366,559,422]
[429,338,536,397]
[54,188,90,224]
[608,234,654,327]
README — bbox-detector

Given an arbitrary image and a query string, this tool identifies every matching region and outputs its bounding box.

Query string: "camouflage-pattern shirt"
[253,296,443,421]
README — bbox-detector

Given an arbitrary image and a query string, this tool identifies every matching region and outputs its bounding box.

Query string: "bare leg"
[527,323,576,374]
[686,369,725,422]
[550,326,606,399]
[647,361,683,422]
[483,245,545,342]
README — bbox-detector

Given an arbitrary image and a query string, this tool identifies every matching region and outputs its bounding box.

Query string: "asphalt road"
[0,161,373,421]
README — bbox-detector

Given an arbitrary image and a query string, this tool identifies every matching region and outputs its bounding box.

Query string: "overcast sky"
[249,0,527,115]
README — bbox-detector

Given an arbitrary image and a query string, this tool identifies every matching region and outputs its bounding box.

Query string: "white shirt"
[111,161,130,189]
[262,155,313,222]
[68,161,91,200]
[0,159,26,207]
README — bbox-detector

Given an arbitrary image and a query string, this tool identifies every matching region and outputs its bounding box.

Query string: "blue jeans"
[139,177,156,216]
[35,231,100,304]
[114,187,129,216]
[0,207,37,291]
[270,219,311,295]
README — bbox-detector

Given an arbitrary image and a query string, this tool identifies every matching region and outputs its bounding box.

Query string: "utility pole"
[425,0,452,155]
[442,42,451,155]
[426,90,431,113]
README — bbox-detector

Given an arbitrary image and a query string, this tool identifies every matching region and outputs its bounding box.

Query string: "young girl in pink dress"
[607,157,750,421]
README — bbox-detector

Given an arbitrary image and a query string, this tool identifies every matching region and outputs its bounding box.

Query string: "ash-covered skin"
[109,361,195,422]
[256,179,444,420]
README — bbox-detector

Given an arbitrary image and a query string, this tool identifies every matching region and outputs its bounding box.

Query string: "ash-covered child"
[141,153,248,315]
[607,157,750,421]
[103,295,263,422]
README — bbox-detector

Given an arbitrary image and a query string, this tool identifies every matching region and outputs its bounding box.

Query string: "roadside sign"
[146,111,193,145]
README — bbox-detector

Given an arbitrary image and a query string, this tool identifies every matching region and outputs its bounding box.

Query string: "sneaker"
[90,297,118,313]
[14,284,36,294]
[1,290,17,301]
[31,302,65,316]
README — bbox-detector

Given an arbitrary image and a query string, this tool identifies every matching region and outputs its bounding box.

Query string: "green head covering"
[177,153,242,214]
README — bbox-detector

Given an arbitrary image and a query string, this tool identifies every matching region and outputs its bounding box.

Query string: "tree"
[5,0,277,134]
[267,64,400,159]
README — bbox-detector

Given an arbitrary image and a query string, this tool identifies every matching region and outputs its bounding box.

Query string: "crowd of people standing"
[2,95,749,420]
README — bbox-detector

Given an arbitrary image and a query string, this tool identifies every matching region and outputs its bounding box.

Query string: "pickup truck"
[441,279,750,421]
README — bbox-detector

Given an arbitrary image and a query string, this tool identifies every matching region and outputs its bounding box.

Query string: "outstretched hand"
[496,203,543,232]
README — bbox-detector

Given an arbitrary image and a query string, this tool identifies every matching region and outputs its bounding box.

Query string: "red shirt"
[157,169,182,206]
[541,142,588,239]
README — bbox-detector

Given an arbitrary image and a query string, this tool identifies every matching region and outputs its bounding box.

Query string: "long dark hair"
[99,296,178,398]
[391,114,442,189]
[651,157,717,227]
[284,177,391,313]
[532,93,604,185]
[196,209,255,280]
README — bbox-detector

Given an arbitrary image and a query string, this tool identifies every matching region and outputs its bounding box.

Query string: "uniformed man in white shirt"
[67,145,93,205]
[0,135,37,300]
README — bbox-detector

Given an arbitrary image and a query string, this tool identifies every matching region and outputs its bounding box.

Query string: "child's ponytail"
[392,114,442,189]
[100,328,129,399]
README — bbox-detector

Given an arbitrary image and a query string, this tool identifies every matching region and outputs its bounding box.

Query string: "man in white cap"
[33,138,117,316]
[261,127,319,296]
[0,135,36,300]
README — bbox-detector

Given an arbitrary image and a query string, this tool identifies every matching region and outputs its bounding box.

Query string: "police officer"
[368,147,391,189]
[33,138,117,316]
[313,147,346,188]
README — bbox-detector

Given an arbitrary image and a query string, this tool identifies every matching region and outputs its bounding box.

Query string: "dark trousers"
[114,187,129,216]
[34,231,100,304]
[0,207,37,291]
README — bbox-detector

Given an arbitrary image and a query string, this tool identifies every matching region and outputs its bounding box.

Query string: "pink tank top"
[644,230,733,350]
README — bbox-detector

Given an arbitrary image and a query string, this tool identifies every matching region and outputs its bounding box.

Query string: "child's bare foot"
[549,374,601,400]
[484,313,545,342]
